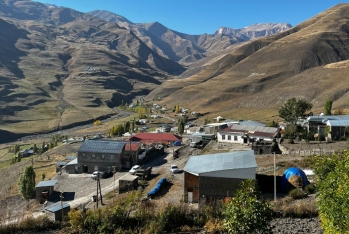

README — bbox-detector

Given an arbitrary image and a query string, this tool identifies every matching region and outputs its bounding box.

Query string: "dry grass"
[271,196,318,218]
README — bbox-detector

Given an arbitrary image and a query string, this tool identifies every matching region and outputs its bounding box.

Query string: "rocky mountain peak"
[215,23,292,40]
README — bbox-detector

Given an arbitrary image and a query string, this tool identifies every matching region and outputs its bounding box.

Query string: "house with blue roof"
[183,150,257,204]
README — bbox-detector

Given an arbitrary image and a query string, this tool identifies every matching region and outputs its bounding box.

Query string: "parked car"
[129,165,141,175]
[91,171,101,179]
[100,171,113,178]
[170,165,179,173]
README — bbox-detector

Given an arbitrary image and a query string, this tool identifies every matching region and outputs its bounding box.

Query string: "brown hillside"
[149,4,349,119]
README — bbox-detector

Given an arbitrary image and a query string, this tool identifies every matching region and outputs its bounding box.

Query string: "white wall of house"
[201,168,256,179]
[217,132,244,144]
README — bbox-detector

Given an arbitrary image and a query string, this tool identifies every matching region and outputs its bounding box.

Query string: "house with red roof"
[128,133,181,145]
[217,124,278,144]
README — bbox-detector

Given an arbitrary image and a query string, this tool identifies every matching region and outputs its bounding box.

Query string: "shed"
[65,158,78,174]
[45,202,70,221]
[119,174,138,193]
[183,150,257,204]
[35,180,58,202]
[56,161,67,172]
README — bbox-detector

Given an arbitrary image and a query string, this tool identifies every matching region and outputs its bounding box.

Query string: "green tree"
[178,119,185,135]
[18,166,36,200]
[278,98,313,125]
[267,120,278,127]
[41,173,46,181]
[314,152,349,233]
[33,144,38,153]
[14,145,20,154]
[223,179,273,234]
[131,119,135,133]
[324,98,333,116]
[17,152,22,162]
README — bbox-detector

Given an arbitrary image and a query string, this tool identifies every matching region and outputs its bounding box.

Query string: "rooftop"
[36,180,58,188]
[120,174,138,181]
[129,133,181,144]
[66,158,77,165]
[326,120,349,127]
[183,150,257,176]
[45,202,70,213]
[124,142,142,151]
[220,124,278,134]
[78,140,126,154]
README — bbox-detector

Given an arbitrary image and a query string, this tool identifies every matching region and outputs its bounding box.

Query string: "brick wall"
[184,172,199,202]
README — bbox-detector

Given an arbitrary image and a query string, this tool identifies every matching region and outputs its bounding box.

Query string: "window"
[228,135,231,141]
[92,154,96,159]
[82,154,86,158]
[101,155,105,159]
[234,136,238,141]
[222,135,225,140]
[111,155,115,160]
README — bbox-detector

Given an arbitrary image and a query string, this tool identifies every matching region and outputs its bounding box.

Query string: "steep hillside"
[88,10,291,65]
[150,4,349,121]
[0,0,184,135]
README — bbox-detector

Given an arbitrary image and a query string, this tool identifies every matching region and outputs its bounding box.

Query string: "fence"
[279,144,338,156]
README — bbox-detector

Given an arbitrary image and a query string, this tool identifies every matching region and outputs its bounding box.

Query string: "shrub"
[289,189,307,200]
[304,183,316,194]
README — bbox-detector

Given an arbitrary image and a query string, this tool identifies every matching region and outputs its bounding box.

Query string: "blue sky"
[35,0,348,34]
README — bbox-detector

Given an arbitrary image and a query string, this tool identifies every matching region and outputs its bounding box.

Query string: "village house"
[183,150,257,204]
[128,132,181,145]
[307,115,349,140]
[66,140,141,173]
[217,124,279,144]
[324,119,349,140]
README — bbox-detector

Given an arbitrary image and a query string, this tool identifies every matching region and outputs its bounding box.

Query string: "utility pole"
[112,166,116,203]
[96,176,99,209]
[98,175,103,205]
[274,152,277,202]
[60,191,64,221]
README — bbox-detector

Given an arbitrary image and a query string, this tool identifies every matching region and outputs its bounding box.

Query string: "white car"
[129,165,141,174]
[170,165,179,173]
[91,171,101,179]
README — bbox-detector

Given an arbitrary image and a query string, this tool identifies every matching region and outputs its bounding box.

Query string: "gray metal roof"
[45,202,70,213]
[326,120,349,127]
[66,158,78,165]
[78,140,126,154]
[36,180,58,188]
[56,161,67,166]
[308,115,349,121]
[240,120,266,127]
[66,156,76,160]
[221,124,277,133]
[183,150,257,175]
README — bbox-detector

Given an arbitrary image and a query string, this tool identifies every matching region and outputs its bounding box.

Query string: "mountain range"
[2,0,349,140]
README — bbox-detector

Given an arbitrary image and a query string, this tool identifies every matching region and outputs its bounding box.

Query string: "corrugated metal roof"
[130,133,180,141]
[219,124,277,134]
[78,140,126,154]
[326,120,349,127]
[66,158,78,165]
[183,150,257,175]
[36,180,58,188]
[308,115,349,121]
[45,202,70,213]
[56,161,67,166]
[240,120,266,127]
[66,156,76,160]
[124,142,141,151]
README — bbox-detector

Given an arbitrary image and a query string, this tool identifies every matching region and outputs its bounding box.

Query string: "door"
[83,165,88,173]
[188,192,193,203]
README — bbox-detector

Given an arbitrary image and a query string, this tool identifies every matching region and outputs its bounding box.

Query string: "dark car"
[100,171,113,179]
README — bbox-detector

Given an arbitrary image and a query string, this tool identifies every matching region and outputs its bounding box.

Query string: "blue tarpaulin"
[173,140,181,146]
[147,177,169,197]
[281,167,309,193]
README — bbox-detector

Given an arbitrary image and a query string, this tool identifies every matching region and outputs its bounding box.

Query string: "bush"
[289,189,307,200]
[304,183,316,194]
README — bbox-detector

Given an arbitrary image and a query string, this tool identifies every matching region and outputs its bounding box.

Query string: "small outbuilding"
[119,174,138,193]
[45,202,70,221]
[35,180,58,202]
